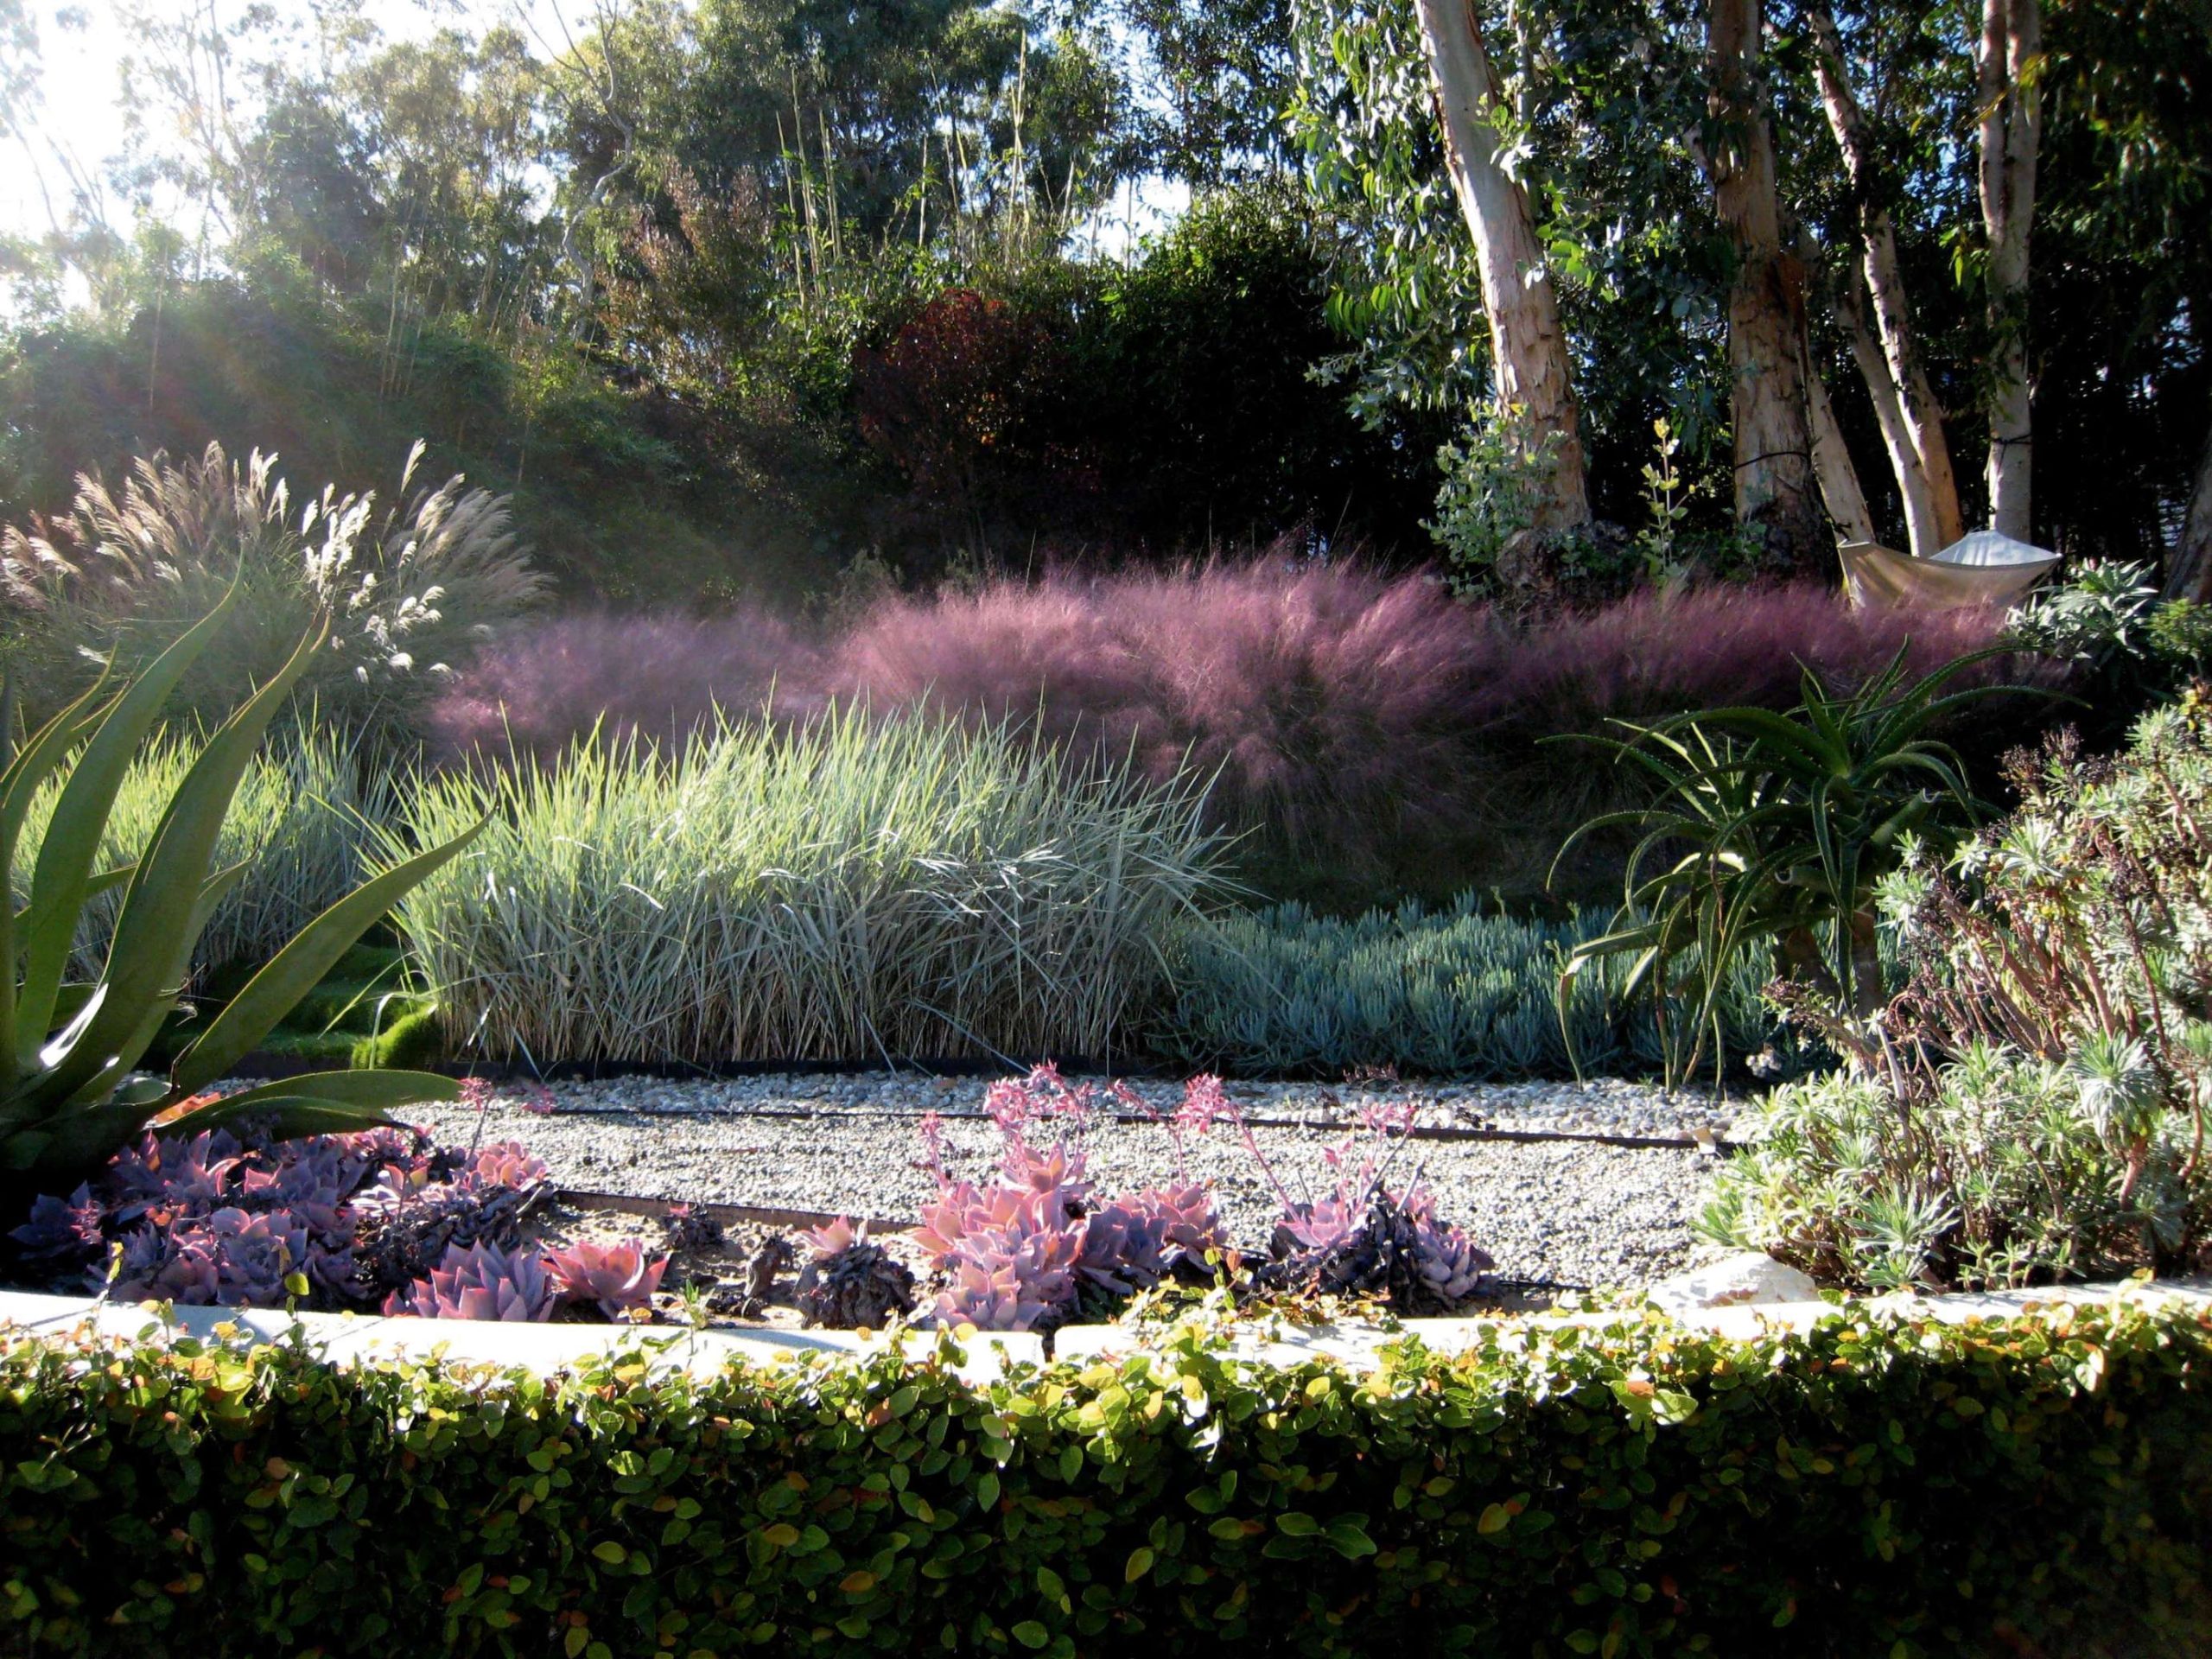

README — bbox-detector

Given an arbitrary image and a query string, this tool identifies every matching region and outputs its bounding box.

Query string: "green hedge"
[3,1303,2209,1656]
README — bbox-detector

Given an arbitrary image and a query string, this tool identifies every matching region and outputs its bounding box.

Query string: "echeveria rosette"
[386,1241,559,1322]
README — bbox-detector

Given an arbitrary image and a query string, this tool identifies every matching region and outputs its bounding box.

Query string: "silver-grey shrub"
[1160,893,1777,1079]
[384,709,1227,1066]
[12,722,392,979]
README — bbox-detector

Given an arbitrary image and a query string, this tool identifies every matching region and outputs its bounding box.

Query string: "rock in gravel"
[1643,1250,1819,1313]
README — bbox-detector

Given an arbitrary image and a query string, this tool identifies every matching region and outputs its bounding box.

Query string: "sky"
[1,0,578,242]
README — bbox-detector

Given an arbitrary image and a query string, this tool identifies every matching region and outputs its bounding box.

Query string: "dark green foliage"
[842,186,1440,563]
[2005,562,2212,744]
[0,276,818,604]
[1055,181,1440,553]
[2,1302,2209,1655]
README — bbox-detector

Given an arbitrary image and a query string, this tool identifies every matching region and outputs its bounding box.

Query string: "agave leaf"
[157,1095,416,1141]
[0,678,118,1076]
[15,586,242,1058]
[39,628,327,1106]
[190,1070,461,1116]
[171,819,486,1094]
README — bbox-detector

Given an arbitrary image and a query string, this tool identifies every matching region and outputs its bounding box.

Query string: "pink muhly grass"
[824,556,1497,880]
[425,608,823,763]
[1474,581,2024,740]
[420,563,2050,901]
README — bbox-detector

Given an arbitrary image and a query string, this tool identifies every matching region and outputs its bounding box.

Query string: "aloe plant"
[0,586,479,1199]
[1554,647,2016,1085]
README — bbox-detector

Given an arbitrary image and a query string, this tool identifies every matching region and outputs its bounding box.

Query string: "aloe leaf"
[13,591,245,1056]
[171,820,486,1094]
[64,862,257,1107]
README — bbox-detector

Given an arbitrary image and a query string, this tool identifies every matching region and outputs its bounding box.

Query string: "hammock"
[1840,530,2060,610]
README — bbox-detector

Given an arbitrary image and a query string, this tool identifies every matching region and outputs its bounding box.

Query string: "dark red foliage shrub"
[425,609,819,762]
[852,288,1070,516]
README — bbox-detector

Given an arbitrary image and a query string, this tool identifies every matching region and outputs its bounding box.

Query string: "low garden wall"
[4,1287,2209,1656]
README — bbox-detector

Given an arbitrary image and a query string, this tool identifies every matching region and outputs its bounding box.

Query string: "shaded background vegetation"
[0,0,2202,607]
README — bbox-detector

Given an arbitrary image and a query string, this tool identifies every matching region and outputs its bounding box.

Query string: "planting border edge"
[4,1278,2208,1382]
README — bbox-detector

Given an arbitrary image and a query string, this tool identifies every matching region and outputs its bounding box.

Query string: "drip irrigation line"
[534,1101,1737,1154]
[556,1187,914,1237]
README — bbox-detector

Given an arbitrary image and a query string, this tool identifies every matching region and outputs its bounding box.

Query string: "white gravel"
[408,1071,1740,1290]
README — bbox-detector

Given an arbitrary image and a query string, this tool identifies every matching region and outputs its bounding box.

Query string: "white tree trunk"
[1804,345,1875,545]
[1979,0,2041,540]
[1836,259,1948,558]
[2166,419,2212,601]
[1808,0,1963,550]
[1702,0,1823,570]
[1412,0,1590,530]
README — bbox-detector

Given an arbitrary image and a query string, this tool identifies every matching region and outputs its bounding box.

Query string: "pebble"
[407,1071,1740,1290]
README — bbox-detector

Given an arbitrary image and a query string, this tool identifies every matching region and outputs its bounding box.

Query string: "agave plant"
[1554,647,2020,1084]
[0,585,479,1205]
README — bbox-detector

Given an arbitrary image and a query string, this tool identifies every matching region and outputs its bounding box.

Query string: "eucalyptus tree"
[1802,0,1962,556]
[1976,0,2039,540]
[1409,0,1588,531]
[1700,0,1822,570]
[1117,0,1300,181]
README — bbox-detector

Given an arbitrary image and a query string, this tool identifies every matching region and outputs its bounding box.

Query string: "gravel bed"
[411,1072,1737,1290]
[462,1071,1744,1139]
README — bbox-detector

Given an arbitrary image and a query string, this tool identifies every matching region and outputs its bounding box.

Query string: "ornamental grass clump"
[385,707,1225,1066]
[1,441,544,735]
[429,566,2040,909]
[1708,697,2212,1289]
[10,720,393,981]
